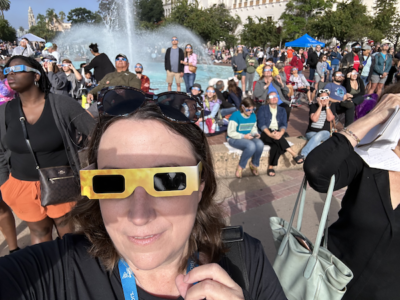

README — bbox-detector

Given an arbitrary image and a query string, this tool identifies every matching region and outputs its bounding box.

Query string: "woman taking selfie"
[0,86,286,300]
[0,56,95,245]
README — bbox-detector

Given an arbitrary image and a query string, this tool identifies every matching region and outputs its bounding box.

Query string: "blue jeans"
[309,68,316,80]
[183,73,196,93]
[361,75,369,87]
[228,138,265,169]
[220,107,237,117]
[301,131,331,157]
[273,57,278,64]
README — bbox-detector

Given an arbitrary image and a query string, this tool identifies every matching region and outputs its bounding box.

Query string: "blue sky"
[4,0,99,29]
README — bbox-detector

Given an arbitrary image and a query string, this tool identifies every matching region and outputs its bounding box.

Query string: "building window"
[267,16,272,21]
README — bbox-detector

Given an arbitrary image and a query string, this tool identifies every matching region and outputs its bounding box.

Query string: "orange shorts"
[0,175,75,222]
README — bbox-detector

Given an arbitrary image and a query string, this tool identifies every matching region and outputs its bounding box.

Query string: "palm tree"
[0,0,11,19]
[59,11,66,23]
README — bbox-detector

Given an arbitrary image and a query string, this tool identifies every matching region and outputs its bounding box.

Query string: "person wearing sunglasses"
[197,86,221,134]
[300,91,335,158]
[227,98,263,178]
[257,92,304,177]
[11,38,34,58]
[41,55,69,96]
[289,67,313,104]
[84,43,115,83]
[0,55,95,246]
[245,51,258,96]
[232,45,249,97]
[341,42,362,76]
[87,54,141,104]
[0,90,287,300]
[367,43,393,97]
[344,68,366,106]
[61,59,84,100]
[165,36,185,92]
[134,63,150,93]
[181,44,197,94]
[315,55,329,84]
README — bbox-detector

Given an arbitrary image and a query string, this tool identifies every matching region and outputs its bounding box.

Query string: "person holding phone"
[227,98,263,178]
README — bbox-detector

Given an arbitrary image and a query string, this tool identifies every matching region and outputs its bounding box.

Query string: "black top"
[343,77,365,98]
[304,133,400,300]
[0,233,286,300]
[385,65,398,86]
[84,53,115,82]
[164,48,185,73]
[306,103,336,133]
[4,97,69,181]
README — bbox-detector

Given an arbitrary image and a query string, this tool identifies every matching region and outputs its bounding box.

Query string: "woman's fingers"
[184,279,244,300]
[184,263,239,289]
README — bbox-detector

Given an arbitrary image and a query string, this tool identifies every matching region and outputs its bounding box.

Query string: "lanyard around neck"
[118,255,198,300]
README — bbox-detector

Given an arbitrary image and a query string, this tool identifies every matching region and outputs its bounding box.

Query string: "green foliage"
[168,0,240,45]
[0,0,10,19]
[373,0,398,37]
[387,13,400,50]
[29,13,57,41]
[240,16,280,48]
[59,11,66,23]
[67,7,103,24]
[138,0,164,23]
[310,0,375,45]
[0,17,15,41]
[280,0,333,40]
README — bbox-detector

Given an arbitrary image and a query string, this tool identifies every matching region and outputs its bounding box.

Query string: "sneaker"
[242,91,246,97]
[248,90,252,96]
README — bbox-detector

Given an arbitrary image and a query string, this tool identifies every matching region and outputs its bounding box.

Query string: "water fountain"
[54,0,233,92]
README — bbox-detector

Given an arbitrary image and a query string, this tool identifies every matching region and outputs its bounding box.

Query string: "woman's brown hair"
[227,79,238,95]
[70,103,227,271]
[204,86,217,102]
[240,97,255,113]
[185,44,193,58]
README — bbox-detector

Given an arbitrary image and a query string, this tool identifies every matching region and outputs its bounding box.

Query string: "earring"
[34,81,38,87]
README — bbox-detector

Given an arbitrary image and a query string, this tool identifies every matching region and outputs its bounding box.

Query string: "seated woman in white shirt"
[289,67,313,104]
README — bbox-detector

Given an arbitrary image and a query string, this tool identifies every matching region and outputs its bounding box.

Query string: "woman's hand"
[176,263,245,300]
[244,133,254,140]
[48,63,54,72]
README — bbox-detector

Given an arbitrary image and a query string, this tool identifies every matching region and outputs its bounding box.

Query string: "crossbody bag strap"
[18,101,40,169]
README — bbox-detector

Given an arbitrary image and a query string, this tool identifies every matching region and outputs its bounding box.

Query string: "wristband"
[326,106,330,109]
[342,127,360,144]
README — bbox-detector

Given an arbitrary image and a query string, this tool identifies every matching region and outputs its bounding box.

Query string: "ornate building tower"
[28,7,36,29]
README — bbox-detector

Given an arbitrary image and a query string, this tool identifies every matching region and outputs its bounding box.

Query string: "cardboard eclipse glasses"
[80,162,202,199]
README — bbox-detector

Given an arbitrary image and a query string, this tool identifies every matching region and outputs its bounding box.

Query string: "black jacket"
[343,77,365,98]
[304,133,400,300]
[164,47,185,73]
[340,52,362,74]
[308,51,321,69]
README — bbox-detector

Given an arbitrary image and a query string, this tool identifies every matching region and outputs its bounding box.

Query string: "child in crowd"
[84,71,96,92]
[197,86,221,134]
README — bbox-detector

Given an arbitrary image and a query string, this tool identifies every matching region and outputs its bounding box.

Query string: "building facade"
[28,7,36,29]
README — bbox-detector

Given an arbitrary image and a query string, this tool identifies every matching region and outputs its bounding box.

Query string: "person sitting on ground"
[300,90,335,158]
[304,86,400,300]
[227,79,243,109]
[228,98,263,178]
[12,38,34,57]
[87,54,141,103]
[197,86,221,134]
[214,52,223,63]
[253,67,291,124]
[0,97,287,300]
[189,83,203,100]
[257,92,304,177]
[84,71,96,92]
[343,68,366,106]
[324,71,355,126]
[256,58,279,78]
[84,43,115,82]
[134,63,150,93]
[61,59,84,100]
[41,55,69,96]
[289,67,313,104]
[216,80,237,117]
[275,62,294,99]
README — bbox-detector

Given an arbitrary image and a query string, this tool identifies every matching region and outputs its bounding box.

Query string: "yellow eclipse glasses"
[80,162,202,199]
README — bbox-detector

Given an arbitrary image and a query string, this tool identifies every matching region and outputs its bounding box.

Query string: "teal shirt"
[227,110,257,138]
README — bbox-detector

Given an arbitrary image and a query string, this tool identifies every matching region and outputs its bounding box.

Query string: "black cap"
[191,83,203,93]
[115,53,128,61]
[351,42,360,48]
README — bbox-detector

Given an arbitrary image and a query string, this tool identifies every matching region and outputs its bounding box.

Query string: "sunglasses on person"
[242,106,254,112]
[318,96,330,100]
[172,38,178,41]
[135,65,143,69]
[268,95,278,99]
[292,68,298,71]
[318,89,330,94]
[43,59,56,63]
[264,68,272,72]
[206,90,215,93]
[96,86,202,124]
[351,71,359,75]
[186,46,192,49]
[3,65,41,76]
[191,87,200,91]
[80,162,202,199]
[116,57,127,61]
[335,73,344,77]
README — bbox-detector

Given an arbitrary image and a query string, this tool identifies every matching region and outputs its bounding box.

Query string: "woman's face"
[98,119,204,271]
[350,71,358,79]
[6,59,38,92]
[243,106,254,116]
[206,88,215,99]
[237,46,242,53]
[186,45,192,53]
[322,56,327,61]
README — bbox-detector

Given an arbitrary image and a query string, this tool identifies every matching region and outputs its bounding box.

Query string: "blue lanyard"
[118,255,198,300]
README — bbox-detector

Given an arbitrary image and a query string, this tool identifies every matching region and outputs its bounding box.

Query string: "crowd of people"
[0,34,399,300]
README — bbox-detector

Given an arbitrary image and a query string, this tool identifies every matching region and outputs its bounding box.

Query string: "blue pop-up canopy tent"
[285,34,325,47]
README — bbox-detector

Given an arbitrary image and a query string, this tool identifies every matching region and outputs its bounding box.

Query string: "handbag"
[270,176,353,300]
[18,103,80,207]
[189,65,197,73]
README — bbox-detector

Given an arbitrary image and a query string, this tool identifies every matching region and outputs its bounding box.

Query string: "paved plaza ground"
[0,100,347,262]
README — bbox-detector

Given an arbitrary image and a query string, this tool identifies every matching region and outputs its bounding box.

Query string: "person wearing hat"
[367,42,393,96]
[340,42,362,75]
[87,54,141,103]
[42,42,60,64]
[360,45,374,86]
[11,38,34,57]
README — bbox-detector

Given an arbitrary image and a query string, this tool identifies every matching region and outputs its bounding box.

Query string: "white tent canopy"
[20,33,45,42]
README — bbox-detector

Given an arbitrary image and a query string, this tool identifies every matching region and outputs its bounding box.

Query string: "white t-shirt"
[269,106,279,130]
[258,51,264,58]
[51,51,61,64]
[361,56,372,77]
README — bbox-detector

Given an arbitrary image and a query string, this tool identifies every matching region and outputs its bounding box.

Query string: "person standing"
[308,45,322,80]
[257,48,264,65]
[341,42,362,75]
[368,43,393,96]
[329,47,342,77]
[290,49,305,74]
[84,43,115,83]
[228,98,263,178]
[181,44,197,93]
[245,51,258,96]
[315,54,329,83]
[232,45,249,97]
[360,45,373,87]
[165,36,184,92]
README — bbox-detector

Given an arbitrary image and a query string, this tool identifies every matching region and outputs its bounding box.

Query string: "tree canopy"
[67,7,102,24]
[240,17,280,48]
[138,0,164,23]
[0,18,15,41]
[0,0,10,19]
[28,13,57,41]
